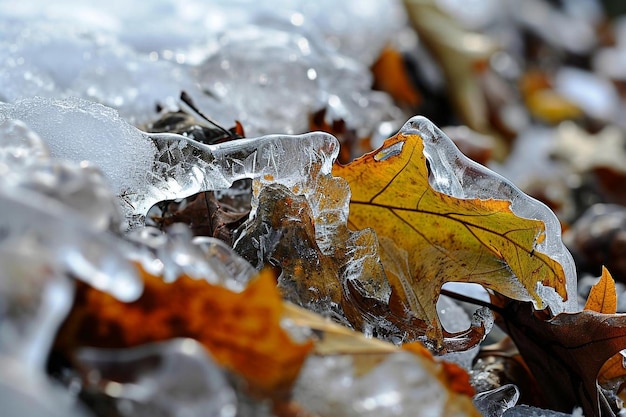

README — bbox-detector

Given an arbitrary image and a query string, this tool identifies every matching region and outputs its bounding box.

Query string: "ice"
[293,352,459,417]
[400,116,578,313]
[0,187,141,301]
[0,355,92,417]
[0,97,158,206]
[473,384,520,417]
[126,225,257,292]
[510,0,597,55]
[0,20,229,125]
[0,117,49,167]
[503,405,583,417]
[73,339,237,417]
[0,243,73,370]
[193,25,320,136]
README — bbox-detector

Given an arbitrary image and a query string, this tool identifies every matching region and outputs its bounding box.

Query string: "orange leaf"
[585,266,617,314]
[333,131,568,347]
[371,46,421,107]
[55,267,313,395]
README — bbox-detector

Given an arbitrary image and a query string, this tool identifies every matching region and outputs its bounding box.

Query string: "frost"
[400,116,578,313]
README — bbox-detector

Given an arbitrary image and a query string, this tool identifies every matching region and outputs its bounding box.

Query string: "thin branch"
[440,288,505,314]
[179,91,235,139]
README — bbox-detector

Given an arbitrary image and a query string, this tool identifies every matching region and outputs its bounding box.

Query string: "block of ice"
[0,244,73,370]
[0,188,141,302]
[73,339,237,417]
[0,355,92,417]
[293,352,475,417]
[0,97,158,201]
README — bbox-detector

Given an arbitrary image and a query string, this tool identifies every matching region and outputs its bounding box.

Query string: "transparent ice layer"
[74,339,237,417]
[473,384,520,417]
[126,226,258,292]
[400,116,578,313]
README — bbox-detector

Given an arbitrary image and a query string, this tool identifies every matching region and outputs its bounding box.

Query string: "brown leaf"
[147,180,251,244]
[54,266,313,396]
[582,267,626,395]
[495,296,626,417]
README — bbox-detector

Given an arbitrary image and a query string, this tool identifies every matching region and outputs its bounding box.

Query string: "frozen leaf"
[333,117,570,347]
[234,182,414,340]
[54,267,313,396]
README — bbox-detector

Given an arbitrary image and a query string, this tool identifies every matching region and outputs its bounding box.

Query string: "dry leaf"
[403,0,498,134]
[147,180,251,244]
[54,267,313,396]
[585,266,618,314]
[333,130,568,346]
[495,293,626,417]
[582,267,626,393]
[371,46,421,108]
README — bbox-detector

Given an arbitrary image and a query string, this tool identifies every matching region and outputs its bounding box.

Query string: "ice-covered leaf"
[54,266,313,396]
[333,116,572,347]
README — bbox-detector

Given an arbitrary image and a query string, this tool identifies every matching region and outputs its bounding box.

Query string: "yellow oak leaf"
[333,131,567,346]
[54,267,313,396]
